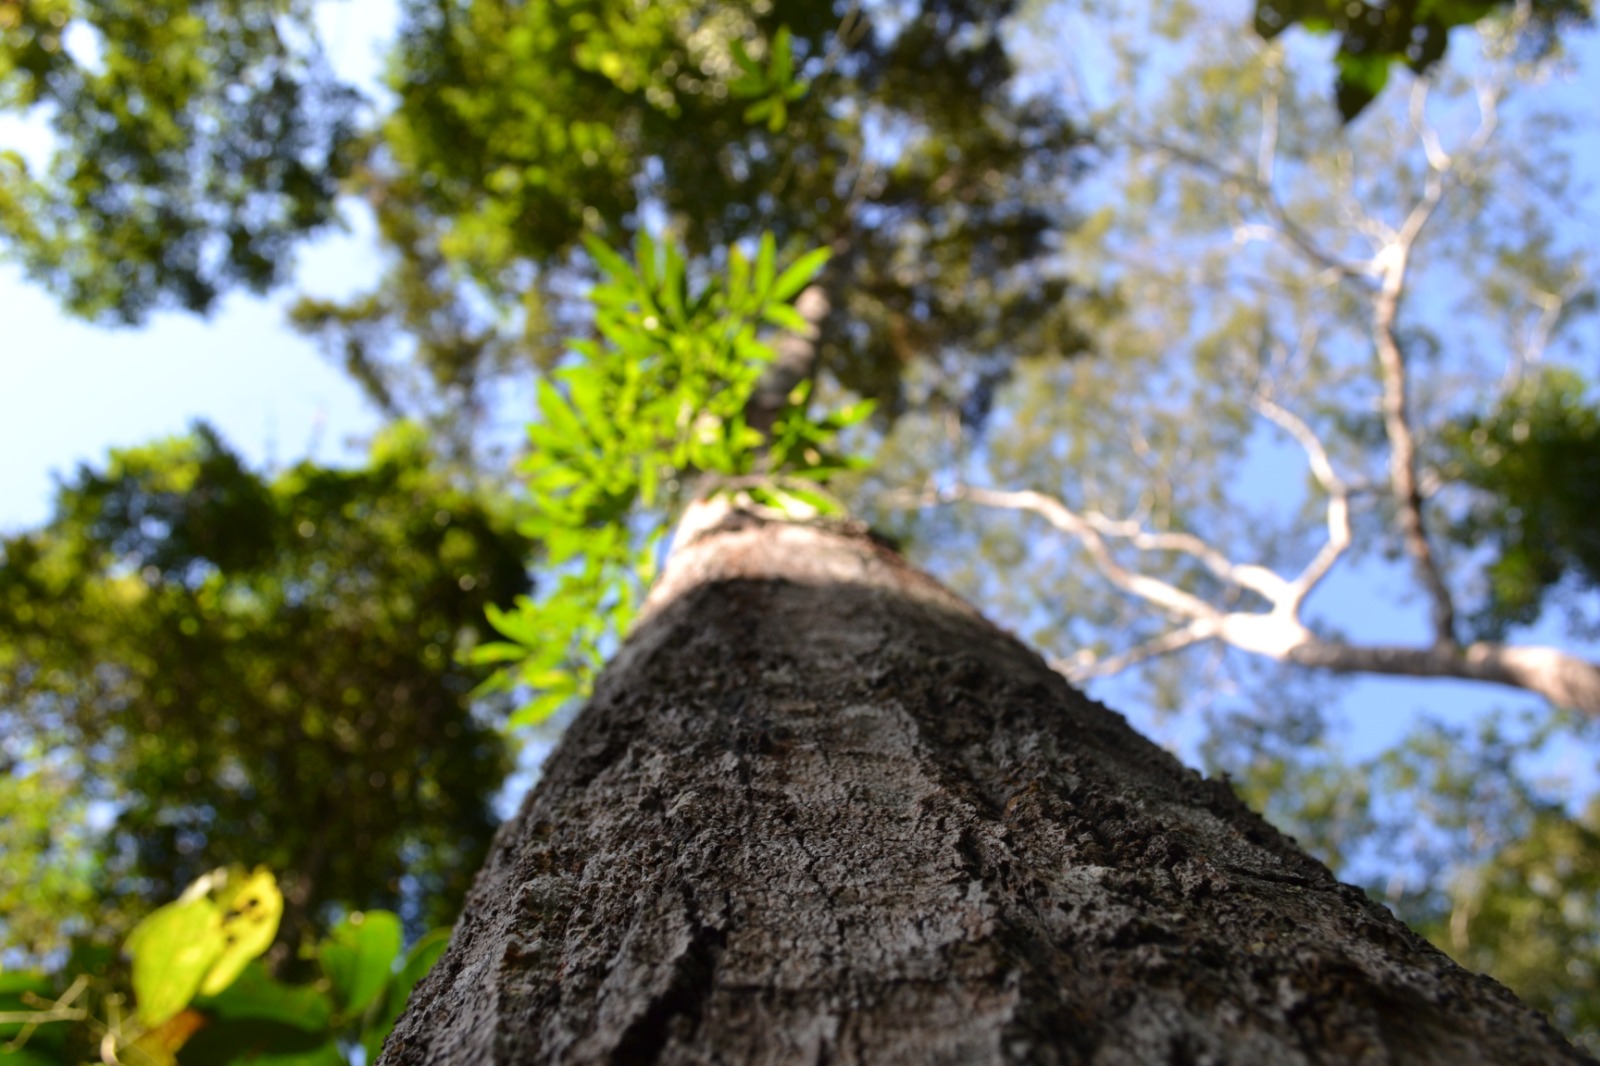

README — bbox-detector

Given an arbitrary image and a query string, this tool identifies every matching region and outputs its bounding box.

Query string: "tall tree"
[0,423,531,959]
[873,0,1600,713]
[379,505,1588,1064]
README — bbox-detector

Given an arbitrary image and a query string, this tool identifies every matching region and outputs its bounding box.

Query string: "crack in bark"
[607,893,727,1065]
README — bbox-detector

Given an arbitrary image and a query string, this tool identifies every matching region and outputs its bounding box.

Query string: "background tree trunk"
[380,509,1589,1065]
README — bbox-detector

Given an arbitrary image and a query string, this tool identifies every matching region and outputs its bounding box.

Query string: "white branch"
[1076,510,1290,603]
[1249,393,1352,611]
[948,485,1220,622]
[1056,619,1217,681]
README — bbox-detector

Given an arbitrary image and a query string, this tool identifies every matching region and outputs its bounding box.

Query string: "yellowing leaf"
[200,866,284,996]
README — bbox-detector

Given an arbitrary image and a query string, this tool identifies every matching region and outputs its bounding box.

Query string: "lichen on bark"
[380,510,1591,1065]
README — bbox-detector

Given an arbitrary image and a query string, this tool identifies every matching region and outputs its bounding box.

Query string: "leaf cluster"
[1441,368,1600,640]
[0,0,362,320]
[3,867,447,1066]
[295,0,1084,437]
[1252,0,1593,120]
[0,424,531,959]
[471,233,870,726]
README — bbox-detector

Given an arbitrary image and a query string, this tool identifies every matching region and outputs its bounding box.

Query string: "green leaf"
[761,303,810,333]
[833,399,876,427]
[771,26,794,85]
[773,483,842,516]
[729,38,761,78]
[320,910,404,1017]
[755,232,777,298]
[196,962,334,1033]
[0,972,55,997]
[770,248,831,303]
[581,234,632,283]
[127,897,224,1028]
[360,928,451,1065]
[535,379,587,446]
[1335,52,1391,122]
[508,686,575,728]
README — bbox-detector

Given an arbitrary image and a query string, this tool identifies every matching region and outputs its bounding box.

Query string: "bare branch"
[1129,132,1370,280]
[1055,619,1216,681]
[947,485,1219,621]
[1290,639,1600,716]
[1075,510,1290,603]
[1364,79,1505,648]
[1249,394,1352,611]
[1502,281,1578,393]
[1256,52,1281,189]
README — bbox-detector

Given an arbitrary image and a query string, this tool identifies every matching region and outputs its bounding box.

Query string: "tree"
[7,0,1600,1055]
[285,0,1087,452]
[378,505,1589,1064]
[0,423,531,960]
[0,0,362,321]
[846,9,1600,1031]
[870,0,1600,713]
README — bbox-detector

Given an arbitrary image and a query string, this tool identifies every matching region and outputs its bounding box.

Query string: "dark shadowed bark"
[381,507,1591,1065]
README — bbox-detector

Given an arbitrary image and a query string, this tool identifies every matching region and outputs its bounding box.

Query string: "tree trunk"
[380,509,1589,1065]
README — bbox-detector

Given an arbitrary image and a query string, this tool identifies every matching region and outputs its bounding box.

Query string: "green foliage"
[291,0,1083,437]
[1418,801,1600,1051]
[0,424,530,960]
[1252,0,1592,119]
[727,25,809,132]
[473,232,870,725]
[186,913,447,1065]
[1,868,446,1065]
[0,0,361,320]
[1206,701,1600,1055]
[318,910,401,1017]
[1442,368,1600,639]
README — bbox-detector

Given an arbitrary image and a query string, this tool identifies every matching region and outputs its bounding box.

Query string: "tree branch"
[1365,79,1502,649]
[1289,639,1600,716]
[1130,132,1370,281]
[946,485,1219,621]
[1249,393,1351,613]
[1055,618,1216,681]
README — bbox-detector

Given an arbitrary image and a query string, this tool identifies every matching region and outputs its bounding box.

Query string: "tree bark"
[380,509,1589,1065]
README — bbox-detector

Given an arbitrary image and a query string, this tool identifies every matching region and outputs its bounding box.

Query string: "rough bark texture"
[381,510,1590,1065]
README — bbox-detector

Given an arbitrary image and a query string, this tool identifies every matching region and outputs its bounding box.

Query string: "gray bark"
[381,509,1589,1065]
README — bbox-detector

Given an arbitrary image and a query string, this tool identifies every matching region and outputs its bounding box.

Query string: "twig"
[1054,619,1216,681]
[1249,393,1351,612]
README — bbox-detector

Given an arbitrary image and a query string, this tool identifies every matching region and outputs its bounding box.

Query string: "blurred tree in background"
[4,0,1600,1057]
[0,0,363,320]
[0,424,529,964]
